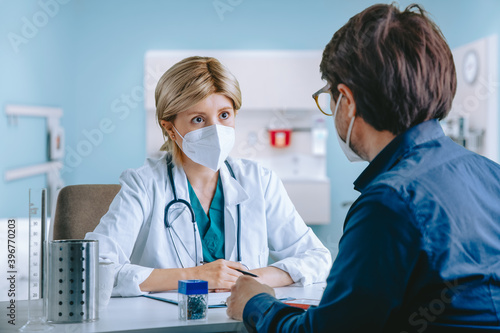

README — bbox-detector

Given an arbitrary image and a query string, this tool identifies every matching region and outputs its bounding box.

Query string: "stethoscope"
[164,155,241,268]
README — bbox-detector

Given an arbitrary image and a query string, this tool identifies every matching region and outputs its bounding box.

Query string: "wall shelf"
[4,104,65,216]
[4,161,63,182]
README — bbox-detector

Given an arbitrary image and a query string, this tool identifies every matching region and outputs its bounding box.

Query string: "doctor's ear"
[160,120,176,140]
[337,84,357,118]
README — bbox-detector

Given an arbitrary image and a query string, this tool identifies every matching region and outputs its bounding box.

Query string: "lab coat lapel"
[220,162,249,261]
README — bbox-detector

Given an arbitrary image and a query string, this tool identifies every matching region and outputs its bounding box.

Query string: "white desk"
[0,284,325,332]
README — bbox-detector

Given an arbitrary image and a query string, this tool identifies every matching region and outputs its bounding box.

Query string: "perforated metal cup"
[47,240,99,323]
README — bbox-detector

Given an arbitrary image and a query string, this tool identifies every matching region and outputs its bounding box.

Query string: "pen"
[235,268,259,278]
[200,261,259,278]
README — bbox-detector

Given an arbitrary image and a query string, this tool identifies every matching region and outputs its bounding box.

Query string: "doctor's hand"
[191,259,247,291]
[226,276,275,321]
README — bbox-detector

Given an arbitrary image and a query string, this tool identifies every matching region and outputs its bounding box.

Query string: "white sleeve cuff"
[112,264,154,297]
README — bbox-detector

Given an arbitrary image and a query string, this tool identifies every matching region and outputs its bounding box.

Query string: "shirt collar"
[167,154,249,206]
[353,119,446,192]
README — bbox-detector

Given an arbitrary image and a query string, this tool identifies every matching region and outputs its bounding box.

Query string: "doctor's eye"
[220,111,230,120]
[192,116,204,124]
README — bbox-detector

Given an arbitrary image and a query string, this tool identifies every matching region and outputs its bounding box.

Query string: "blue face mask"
[333,93,364,162]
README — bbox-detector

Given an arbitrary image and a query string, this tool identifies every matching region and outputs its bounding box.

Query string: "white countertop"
[1,283,325,333]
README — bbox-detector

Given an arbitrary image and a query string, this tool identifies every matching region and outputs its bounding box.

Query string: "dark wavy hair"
[320,3,457,135]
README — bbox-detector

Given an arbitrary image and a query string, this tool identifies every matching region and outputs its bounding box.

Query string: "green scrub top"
[187,175,225,262]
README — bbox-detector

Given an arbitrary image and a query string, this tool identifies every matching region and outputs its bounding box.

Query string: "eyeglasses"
[312,84,333,116]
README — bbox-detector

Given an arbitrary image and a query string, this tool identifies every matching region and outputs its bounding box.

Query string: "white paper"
[144,291,231,308]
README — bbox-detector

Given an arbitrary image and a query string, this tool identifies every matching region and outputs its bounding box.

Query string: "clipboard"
[144,291,297,309]
[143,291,229,308]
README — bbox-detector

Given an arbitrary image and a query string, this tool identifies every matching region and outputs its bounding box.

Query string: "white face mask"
[333,93,364,162]
[173,124,235,171]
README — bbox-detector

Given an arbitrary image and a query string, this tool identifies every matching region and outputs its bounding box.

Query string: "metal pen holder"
[47,240,99,323]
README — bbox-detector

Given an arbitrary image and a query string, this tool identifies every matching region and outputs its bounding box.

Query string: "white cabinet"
[144,50,325,111]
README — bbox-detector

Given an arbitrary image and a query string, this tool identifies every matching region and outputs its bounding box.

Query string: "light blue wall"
[2,0,499,256]
[1,0,75,217]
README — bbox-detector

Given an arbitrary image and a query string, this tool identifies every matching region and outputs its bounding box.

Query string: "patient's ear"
[337,84,357,118]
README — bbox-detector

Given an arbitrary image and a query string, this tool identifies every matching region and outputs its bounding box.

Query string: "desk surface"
[1,283,325,333]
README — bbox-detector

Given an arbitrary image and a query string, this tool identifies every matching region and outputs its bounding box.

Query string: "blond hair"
[155,56,242,165]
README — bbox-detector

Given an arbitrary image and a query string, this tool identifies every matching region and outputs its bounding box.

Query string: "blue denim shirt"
[243,120,500,333]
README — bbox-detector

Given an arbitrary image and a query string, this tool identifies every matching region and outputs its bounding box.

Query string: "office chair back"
[53,184,120,240]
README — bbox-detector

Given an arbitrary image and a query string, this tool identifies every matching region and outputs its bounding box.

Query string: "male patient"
[226,3,500,332]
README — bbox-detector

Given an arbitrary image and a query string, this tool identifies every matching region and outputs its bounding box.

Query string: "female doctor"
[85,56,331,296]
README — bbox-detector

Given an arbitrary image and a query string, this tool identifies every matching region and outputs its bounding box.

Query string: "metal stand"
[19,189,53,332]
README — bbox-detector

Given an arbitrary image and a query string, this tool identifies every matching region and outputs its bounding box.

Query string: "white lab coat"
[85,154,332,296]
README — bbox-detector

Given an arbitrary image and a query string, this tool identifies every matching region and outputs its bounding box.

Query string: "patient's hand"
[226,276,275,321]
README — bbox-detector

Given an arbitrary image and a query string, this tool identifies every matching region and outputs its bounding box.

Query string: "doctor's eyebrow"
[185,106,234,115]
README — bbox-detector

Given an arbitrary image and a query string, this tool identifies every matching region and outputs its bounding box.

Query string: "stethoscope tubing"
[164,155,241,268]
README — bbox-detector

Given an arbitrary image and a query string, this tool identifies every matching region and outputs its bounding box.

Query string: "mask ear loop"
[345,116,356,148]
[332,93,343,119]
[172,125,184,140]
[171,125,185,151]
[333,92,355,146]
